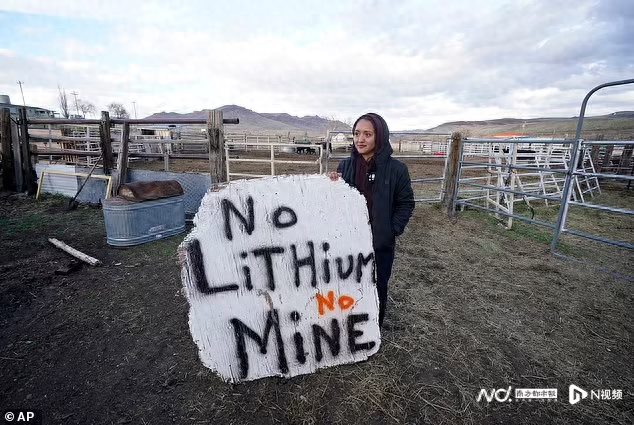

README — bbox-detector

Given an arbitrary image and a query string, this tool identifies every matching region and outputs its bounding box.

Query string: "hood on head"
[351,112,393,160]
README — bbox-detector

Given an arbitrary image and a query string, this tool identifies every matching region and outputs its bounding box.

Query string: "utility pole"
[17,81,26,106]
[132,101,137,119]
[70,91,80,116]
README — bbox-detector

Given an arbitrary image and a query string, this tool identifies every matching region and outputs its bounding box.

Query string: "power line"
[16,81,26,106]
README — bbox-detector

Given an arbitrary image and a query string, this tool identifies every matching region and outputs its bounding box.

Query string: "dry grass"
[1,190,632,424]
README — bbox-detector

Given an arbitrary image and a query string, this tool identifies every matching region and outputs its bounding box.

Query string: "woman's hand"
[328,172,342,181]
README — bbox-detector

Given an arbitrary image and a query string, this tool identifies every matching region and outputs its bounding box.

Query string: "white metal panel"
[35,164,78,197]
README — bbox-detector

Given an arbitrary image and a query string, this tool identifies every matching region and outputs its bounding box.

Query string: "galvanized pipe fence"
[451,78,634,252]
[328,130,452,203]
[224,141,326,181]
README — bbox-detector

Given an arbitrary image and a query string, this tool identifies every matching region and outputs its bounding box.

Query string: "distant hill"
[425,111,634,139]
[145,105,349,135]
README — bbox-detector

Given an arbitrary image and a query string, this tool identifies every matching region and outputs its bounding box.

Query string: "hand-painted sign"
[179,175,380,382]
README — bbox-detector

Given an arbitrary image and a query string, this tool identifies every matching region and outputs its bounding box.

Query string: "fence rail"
[224,141,325,181]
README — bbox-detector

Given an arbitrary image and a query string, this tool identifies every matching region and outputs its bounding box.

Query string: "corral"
[1,95,632,424]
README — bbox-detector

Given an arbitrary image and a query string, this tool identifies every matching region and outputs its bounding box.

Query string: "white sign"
[179,175,381,382]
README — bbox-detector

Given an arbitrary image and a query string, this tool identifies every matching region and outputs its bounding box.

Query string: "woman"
[329,113,414,326]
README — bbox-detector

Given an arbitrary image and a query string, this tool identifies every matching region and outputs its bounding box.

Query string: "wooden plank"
[1,108,16,191]
[599,144,614,172]
[618,146,633,173]
[29,135,100,143]
[18,108,37,194]
[32,149,105,157]
[99,111,114,174]
[207,109,227,183]
[112,122,130,196]
[11,120,23,190]
[442,132,463,217]
[48,238,102,266]
[178,176,380,382]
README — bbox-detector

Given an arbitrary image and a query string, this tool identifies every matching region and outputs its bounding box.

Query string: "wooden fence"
[0,107,237,194]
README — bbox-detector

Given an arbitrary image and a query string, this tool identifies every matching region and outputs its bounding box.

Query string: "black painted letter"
[222,197,255,241]
[230,309,288,379]
[336,255,354,280]
[291,242,317,287]
[322,242,331,283]
[347,313,376,353]
[356,252,374,283]
[272,206,298,228]
[312,319,341,362]
[252,246,285,291]
[186,239,238,294]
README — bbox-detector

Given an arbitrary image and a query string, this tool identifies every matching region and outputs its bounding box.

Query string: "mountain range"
[146,106,634,138]
[146,105,350,135]
[426,111,634,138]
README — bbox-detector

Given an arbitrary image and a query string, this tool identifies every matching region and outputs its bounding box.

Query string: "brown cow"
[118,180,183,202]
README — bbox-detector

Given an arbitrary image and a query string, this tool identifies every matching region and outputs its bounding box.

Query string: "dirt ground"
[1,169,632,425]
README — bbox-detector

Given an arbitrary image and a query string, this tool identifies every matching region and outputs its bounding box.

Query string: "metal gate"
[452,79,634,251]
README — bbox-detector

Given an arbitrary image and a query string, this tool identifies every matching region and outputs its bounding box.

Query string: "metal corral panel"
[35,164,78,197]
[35,164,108,203]
[102,196,186,247]
[74,166,108,204]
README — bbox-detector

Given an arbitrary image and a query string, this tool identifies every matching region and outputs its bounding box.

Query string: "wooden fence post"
[1,108,16,191]
[442,132,463,217]
[591,134,604,172]
[18,108,37,194]
[100,111,114,174]
[11,119,23,190]
[620,145,633,173]
[112,121,130,196]
[207,110,226,184]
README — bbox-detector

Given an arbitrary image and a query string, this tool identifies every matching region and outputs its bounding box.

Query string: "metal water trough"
[102,195,186,247]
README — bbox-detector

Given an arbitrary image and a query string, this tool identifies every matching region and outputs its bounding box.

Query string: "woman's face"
[353,119,376,158]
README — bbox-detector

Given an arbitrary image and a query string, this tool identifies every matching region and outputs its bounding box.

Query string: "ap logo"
[569,384,588,405]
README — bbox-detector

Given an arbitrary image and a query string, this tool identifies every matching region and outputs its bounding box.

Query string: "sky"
[0,0,633,130]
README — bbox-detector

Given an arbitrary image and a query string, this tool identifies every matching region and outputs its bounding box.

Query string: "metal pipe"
[459,181,562,201]
[459,161,569,174]
[462,138,572,144]
[327,128,450,137]
[415,197,442,202]
[227,142,321,147]
[227,158,318,165]
[582,140,634,146]
[572,171,634,181]
[562,228,634,250]
[411,177,444,182]
[228,172,270,178]
[568,201,634,215]
[390,131,451,136]
[457,201,556,229]
[28,117,240,125]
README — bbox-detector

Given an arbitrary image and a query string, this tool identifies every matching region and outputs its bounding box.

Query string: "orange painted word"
[315,290,355,316]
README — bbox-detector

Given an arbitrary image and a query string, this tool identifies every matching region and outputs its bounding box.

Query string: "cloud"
[0,0,632,129]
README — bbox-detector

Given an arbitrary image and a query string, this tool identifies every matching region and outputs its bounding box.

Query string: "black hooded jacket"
[337,114,415,251]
